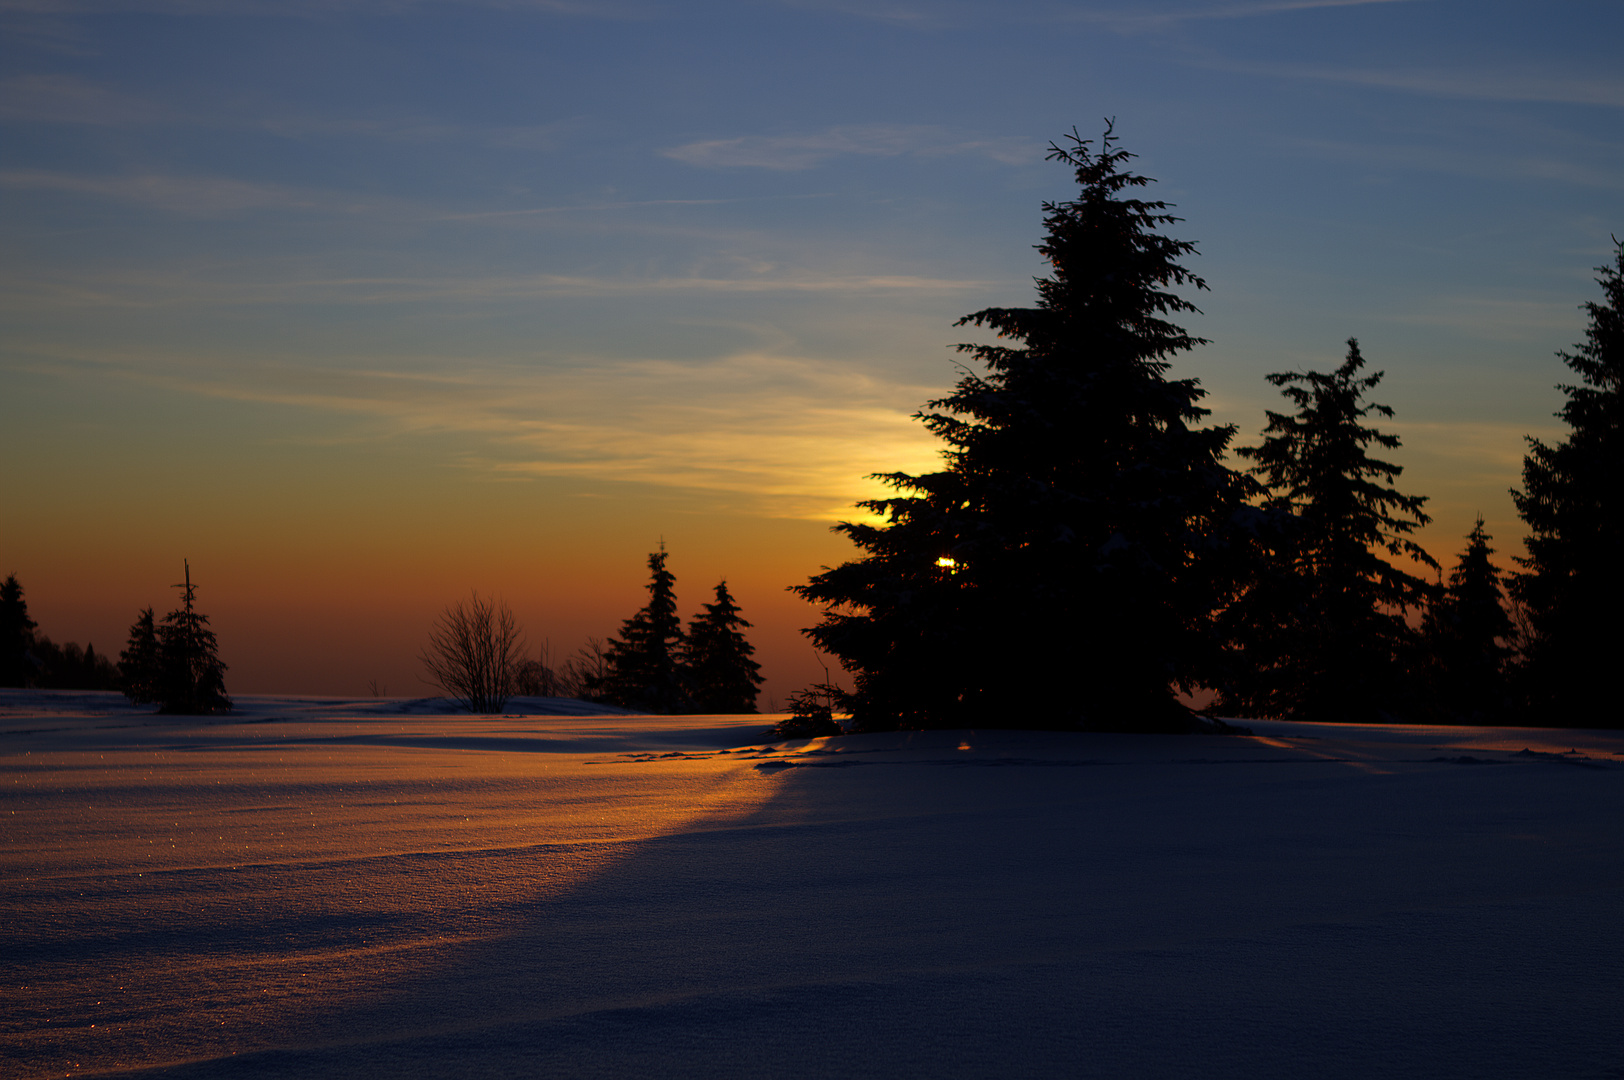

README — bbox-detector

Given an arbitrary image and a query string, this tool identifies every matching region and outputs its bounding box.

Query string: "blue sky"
[2,0,1620,696]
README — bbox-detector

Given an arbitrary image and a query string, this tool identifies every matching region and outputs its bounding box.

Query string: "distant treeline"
[0,576,117,690]
[0,563,230,715]
[417,553,764,715]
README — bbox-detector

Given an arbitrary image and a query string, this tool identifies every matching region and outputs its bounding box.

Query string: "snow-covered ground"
[3,690,1621,1079]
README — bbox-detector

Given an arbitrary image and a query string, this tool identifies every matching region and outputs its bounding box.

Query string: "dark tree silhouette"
[683,580,764,713]
[156,561,232,715]
[0,574,38,688]
[418,591,526,714]
[772,683,846,739]
[595,549,687,713]
[1422,518,1514,723]
[795,125,1255,732]
[119,607,162,704]
[1510,240,1623,726]
[1217,340,1438,721]
[30,637,120,690]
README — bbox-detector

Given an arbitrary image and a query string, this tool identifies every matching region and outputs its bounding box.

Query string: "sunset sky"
[3,0,1620,701]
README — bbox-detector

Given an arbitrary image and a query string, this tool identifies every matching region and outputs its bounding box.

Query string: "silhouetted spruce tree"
[156,561,232,715]
[1510,240,1623,726]
[119,607,162,705]
[1421,518,1513,723]
[795,125,1256,732]
[595,549,687,713]
[0,574,38,688]
[683,580,764,713]
[1217,340,1439,721]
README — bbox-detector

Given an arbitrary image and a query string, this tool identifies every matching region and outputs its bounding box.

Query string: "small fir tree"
[156,561,232,715]
[795,125,1255,732]
[1218,339,1439,721]
[773,683,846,739]
[119,607,162,704]
[1,574,38,688]
[1510,240,1623,725]
[683,580,764,713]
[1422,518,1513,723]
[595,549,687,713]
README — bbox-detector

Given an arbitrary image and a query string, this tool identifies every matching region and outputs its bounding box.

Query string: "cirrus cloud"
[662,124,1040,171]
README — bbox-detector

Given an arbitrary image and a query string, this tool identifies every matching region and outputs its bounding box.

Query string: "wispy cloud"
[0,72,586,155]
[663,124,1040,171]
[782,0,1419,30]
[0,0,636,15]
[1391,419,1559,477]
[0,73,167,124]
[0,168,400,216]
[1377,296,1591,342]
[1074,0,1419,31]
[0,12,98,56]
[439,194,834,221]
[21,346,945,520]
[1284,136,1624,192]
[1,262,992,311]
[259,113,583,151]
[1203,59,1624,109]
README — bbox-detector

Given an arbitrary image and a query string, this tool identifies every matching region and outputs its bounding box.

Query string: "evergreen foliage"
[120,607,162,704]
[772,683,846,739]
[156,561,232,715]
[1510,240,1623,725]
[595,550,688,713]
[1422,518,1513,723]
[683,580,764,713]
[0,574,38,688]
[29,637,121,690]
[1217,340,1438,721]
[794,125,1254,732]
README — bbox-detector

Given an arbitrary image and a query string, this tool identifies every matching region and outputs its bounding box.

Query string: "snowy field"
[3,691,1621,1079]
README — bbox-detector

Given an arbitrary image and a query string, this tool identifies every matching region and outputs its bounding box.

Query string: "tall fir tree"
[1217,339,1439,721]
[119,607,161,705]
[595,549,687,714]
[1422,518,1513,723]
[156,561,232,715]
[1510,240,1623,726]
[0,574,38,688]
[795,125,1255,732]
[683,580,764,713]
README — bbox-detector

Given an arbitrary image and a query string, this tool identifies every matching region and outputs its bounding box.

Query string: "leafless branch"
[418,591,526,714]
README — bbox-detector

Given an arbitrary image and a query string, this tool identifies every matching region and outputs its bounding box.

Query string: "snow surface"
[3,690,1621,1079]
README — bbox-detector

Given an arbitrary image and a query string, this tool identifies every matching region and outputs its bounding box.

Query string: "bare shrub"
[557,637,612,701]
[419,591,525,714]
[512,640,564,698]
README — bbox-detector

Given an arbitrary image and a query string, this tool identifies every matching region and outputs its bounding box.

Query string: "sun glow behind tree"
[1,1,1617,698]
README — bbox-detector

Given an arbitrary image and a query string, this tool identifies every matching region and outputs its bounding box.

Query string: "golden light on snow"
[7,695,1624,1075]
